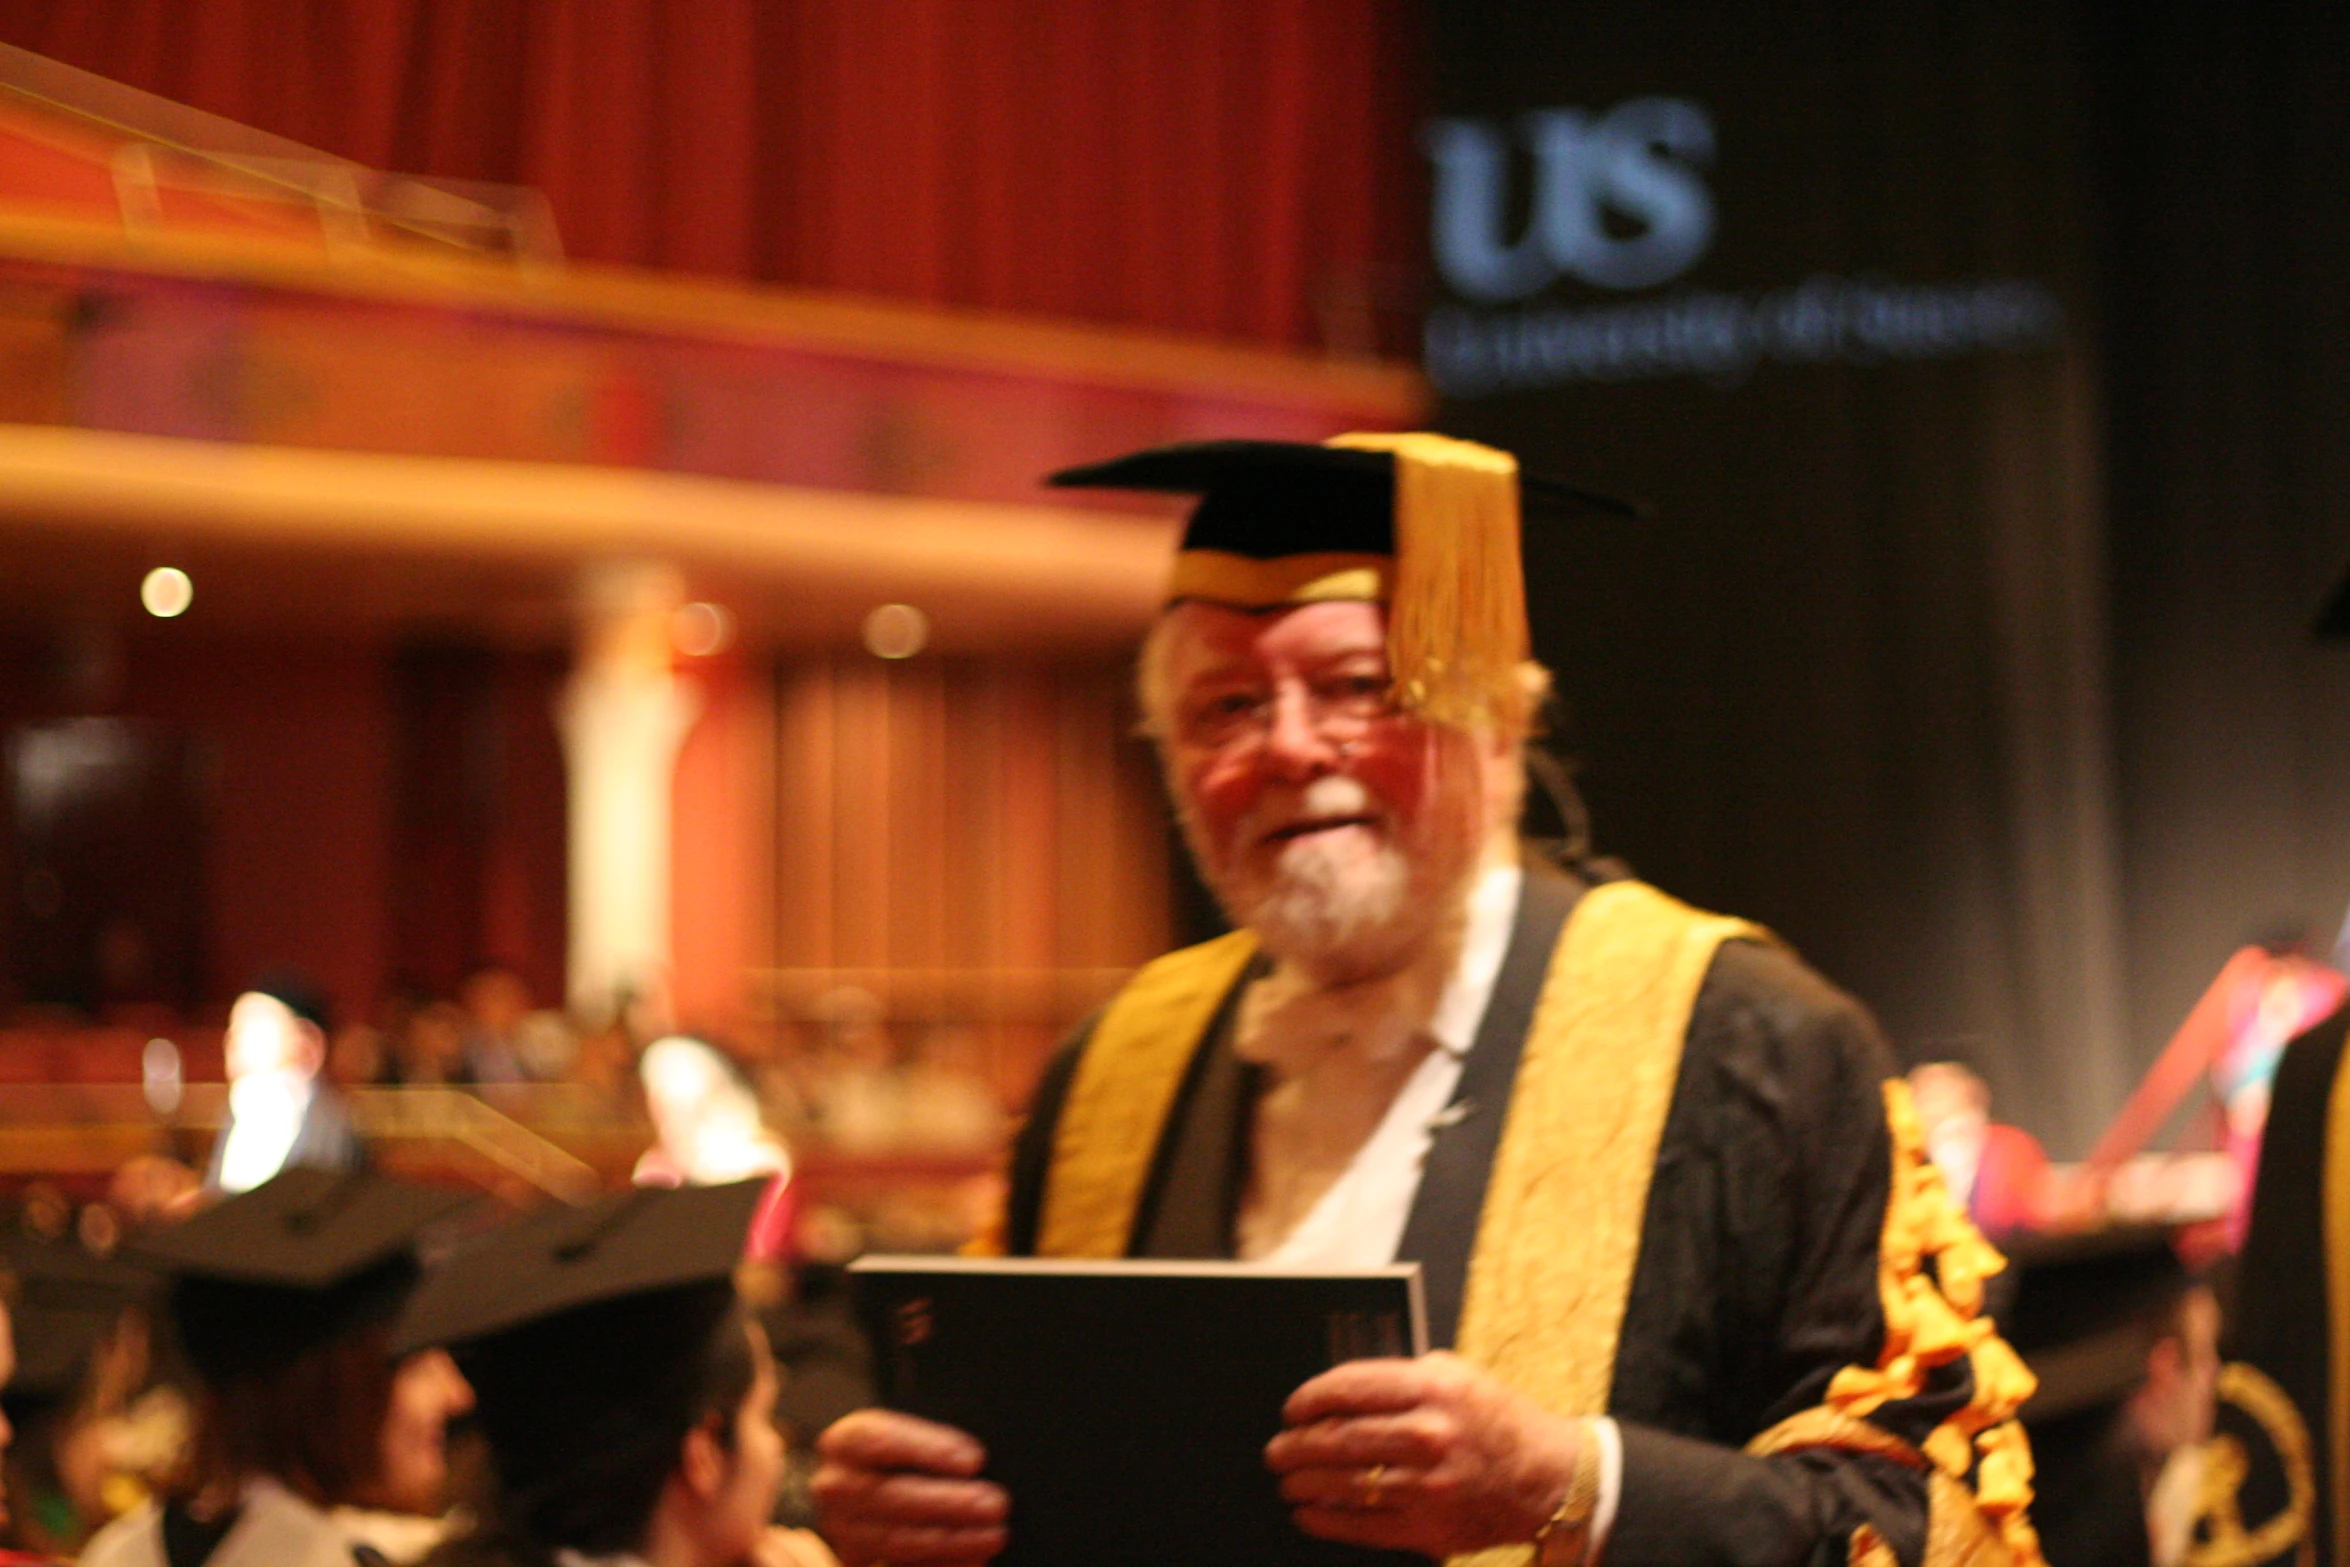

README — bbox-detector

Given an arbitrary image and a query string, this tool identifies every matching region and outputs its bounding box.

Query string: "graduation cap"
[0,1232,159,1407]
[1999,1225,2197,1421]
[1049,435,1639,732]
[129,1169,474,1385]
[390,1182,771,1540]
[391,1178,768,1356]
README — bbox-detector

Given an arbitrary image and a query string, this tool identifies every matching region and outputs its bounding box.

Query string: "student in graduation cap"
[395,1180,838,1567]
[78,1170,479,1567]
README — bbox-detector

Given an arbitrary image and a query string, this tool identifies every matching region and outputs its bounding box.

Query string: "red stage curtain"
[0,0,1424,351]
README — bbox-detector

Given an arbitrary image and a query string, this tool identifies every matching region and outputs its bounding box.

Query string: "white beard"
[1235,779,1413,957]
[1179,756,1486,982]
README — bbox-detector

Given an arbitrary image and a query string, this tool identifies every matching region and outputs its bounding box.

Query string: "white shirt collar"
[1246,861,1525,1269]
[1424,861,1524,1059]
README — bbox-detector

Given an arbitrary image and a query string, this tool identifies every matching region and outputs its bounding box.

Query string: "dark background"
[1430,1,2350,1153]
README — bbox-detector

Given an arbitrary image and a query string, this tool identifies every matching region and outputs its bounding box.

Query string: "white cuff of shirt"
[1589,1416,1623,1566]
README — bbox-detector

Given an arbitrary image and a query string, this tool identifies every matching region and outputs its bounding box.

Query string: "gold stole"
[1036,927,1262,1259]
[1033,885,1758,1530]
[1445,882,1759,1567]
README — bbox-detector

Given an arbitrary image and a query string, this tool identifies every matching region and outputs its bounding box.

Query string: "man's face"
[1908,1065,1988,1144]
[1154,600,1507,978]
[225,992,319,1083]
[703,1326,788,1563]
[2132,1286,2222,1457]
[370,1348,474,1514]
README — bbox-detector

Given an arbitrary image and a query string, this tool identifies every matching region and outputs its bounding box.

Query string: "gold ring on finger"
[1357,1464,1388,1509]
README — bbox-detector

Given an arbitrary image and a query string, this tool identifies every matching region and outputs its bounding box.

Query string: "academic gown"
[77,1479,430,1567]
[2202,999,2345,1567]
[415,1537,657,1567]
[1001,858,2036,1567]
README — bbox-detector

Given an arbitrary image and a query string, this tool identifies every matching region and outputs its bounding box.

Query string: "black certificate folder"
[850,1256,1428,1567]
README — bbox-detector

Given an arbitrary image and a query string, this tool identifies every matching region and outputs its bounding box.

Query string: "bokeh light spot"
[863,603,929,659]
[141,566,193,618]
[671,600,733,658]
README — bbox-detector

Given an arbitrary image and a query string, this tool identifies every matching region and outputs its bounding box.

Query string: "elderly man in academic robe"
[814,434,2044,1567]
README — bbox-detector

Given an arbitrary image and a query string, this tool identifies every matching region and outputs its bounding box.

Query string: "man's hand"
[1264,1351,1585,1558]
[813,1410,1010,1567]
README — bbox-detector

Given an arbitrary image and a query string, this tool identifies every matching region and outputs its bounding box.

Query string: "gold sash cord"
[2185,1361,2315,1567]
[1751,1080,2044,1567]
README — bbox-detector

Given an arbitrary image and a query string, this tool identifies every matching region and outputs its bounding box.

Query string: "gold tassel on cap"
[1326,431,1530,731]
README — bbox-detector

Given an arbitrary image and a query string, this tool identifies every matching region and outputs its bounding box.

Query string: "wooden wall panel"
[669,653,773,1036]
[761,653,1169,1108]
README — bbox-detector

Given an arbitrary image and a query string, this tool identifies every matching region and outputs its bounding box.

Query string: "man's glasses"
[1172,672,1398,750]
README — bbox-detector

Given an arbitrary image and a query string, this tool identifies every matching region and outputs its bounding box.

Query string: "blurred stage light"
[143,1036,183,1116]
[863,602,928,659]
[141,566,193,618]
[671,600,733,657]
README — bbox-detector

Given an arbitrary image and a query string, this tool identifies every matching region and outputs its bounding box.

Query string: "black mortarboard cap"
[1047,439,1637,562]
[1049,436,1637,730]
[391,1181,770,1544]
[0,1233,159,1405]
[130,1169,474,1385]
[391,1179,768,1356]
[246,967,332,1033]
[1999,1225,2197,1420]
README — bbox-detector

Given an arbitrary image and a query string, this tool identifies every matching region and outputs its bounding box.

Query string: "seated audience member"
[634,1039,793,1190]
[892,1030,1003,1156]
[2002,1229,2218,1567]
[79,1171,478,1567]
[330,1023,392,1093]
[800,993,908,1156]
[397,1181,837,1567]
[207,974,367,1194]
[108,1158,201,1231]
[456,970,533,1086]
[392,1003,475,1089]
[1910,1059,2054,1239]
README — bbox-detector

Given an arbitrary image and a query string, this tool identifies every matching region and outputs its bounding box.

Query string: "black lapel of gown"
[1129,953,1269,1259]
[1394,857,1584,1350]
